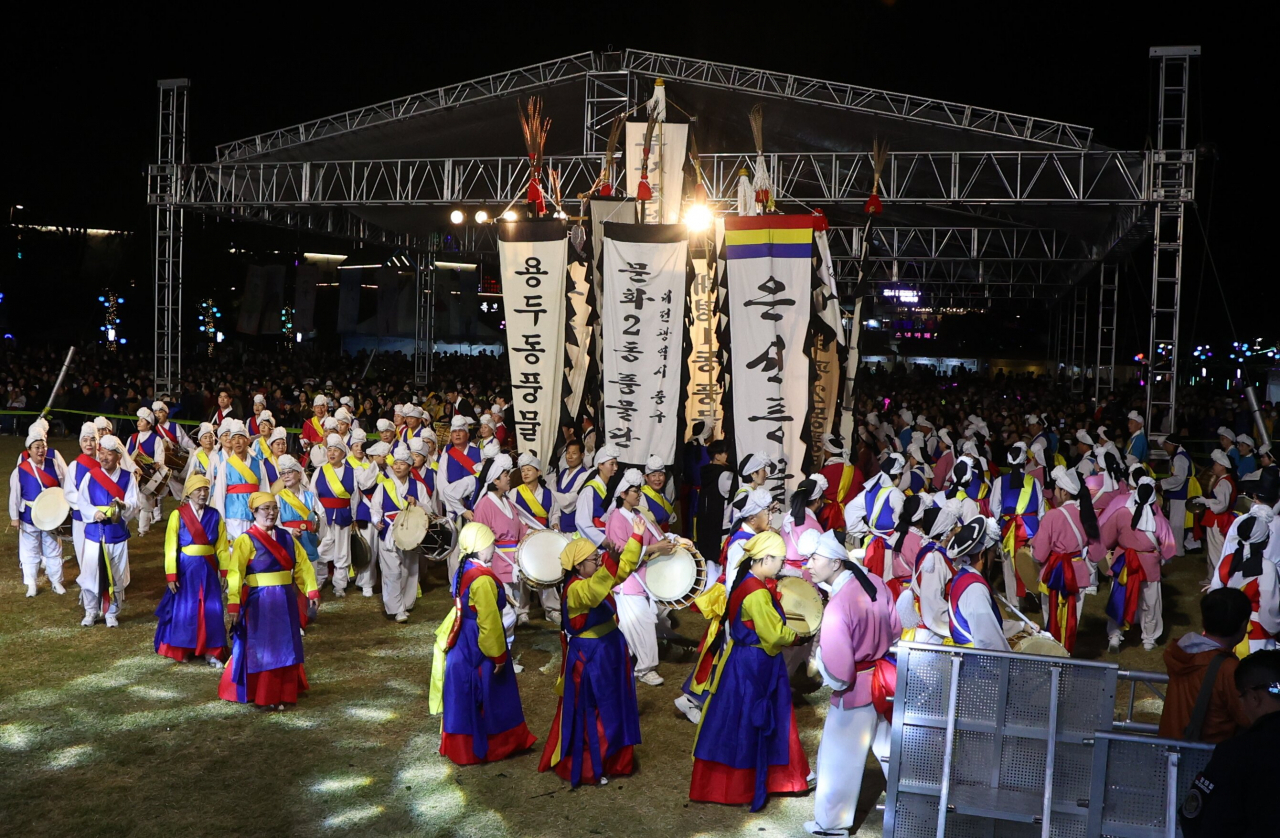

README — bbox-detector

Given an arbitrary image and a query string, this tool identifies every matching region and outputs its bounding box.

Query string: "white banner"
[590,198,636,389]
[724,216,814,499]
[625,122,688,225]
[601,222,688,466]
[498,221,568,462]
[563,257,593,421]
[685,249,723,441]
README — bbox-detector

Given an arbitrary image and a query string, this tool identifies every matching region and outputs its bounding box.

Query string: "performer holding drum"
[9,425,67,597]
[369,444,425,622]
[126,406,169,536]
[509,452,563,624]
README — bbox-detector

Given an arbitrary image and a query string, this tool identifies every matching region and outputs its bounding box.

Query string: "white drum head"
[777,576,824,637]
[31,486,71,532]
[645,547,697,602]
[392,504,429,550]
[518,529,569,587]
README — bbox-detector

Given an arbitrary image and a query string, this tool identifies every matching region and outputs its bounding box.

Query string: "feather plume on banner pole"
[635,108,658,216]
[597,116,625,198]
[749,104,774,213]
[519,97,551,216]
[864,138,888,215]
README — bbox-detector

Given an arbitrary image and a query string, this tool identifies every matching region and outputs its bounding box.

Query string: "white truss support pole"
[582,55,633,155]
[413,251,435,387]
[1095,263,1120,404]
[1146,47,1199,433]
[153,78,190,397]
[1071,284,1088,395]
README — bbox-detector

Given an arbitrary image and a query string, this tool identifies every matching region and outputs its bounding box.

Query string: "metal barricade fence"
[883,643,1210,838]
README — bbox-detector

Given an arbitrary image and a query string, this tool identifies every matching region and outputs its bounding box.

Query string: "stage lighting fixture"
[684,204,713,233]
[475,210,490,224]
[502,210,518,222]
[449,210,465,225]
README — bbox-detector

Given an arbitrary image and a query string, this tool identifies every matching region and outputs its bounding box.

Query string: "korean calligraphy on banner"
[625,122,689,224]
[723,216,814,499]
[685,229,724,441]
[808,228,847,470]
[498,220,569,462]
[600,222,689,466]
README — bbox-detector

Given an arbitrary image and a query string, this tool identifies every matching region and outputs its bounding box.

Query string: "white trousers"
[1205,525,1226,578]
[17,522,63,586]
[72,519,86,569]
[812,703,892,833]
[504,578,529,621]
[136,491,158,534]
[317,520,352,591]
[226,518,251,543]
[1168,499,1186,557]
[353,523,379,591]
[375,536,418,615]
[76,539,130,617]
[1107,580,1164,646]
[538,584,561,623]
[615,591,659,674]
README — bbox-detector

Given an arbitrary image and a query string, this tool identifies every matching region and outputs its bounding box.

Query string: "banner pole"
[40,347,76,419]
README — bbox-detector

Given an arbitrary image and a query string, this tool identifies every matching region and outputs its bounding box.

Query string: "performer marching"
[1194,449,1238,583]
[575,445,621,546]
[9,426,67,597]
[218,492,319,708]
[211,421,259,543]
[1033,466,1099,654]
[510,452,563,624]
[539,518,651,787]
[369,444,425,622]
[64,422,101,568]
[639,455,677,533]
[991,442,1046,605]
[154,473,230,667]
[1102,477,1176,652]
[126,407,168,535]
[552,440,590,535]
[605,468,665,686]
[804,530,900,838]
[844,453,906,583]
[310,434,359,596]
[946,517,1011,651]
[273,454,322,621]
[74,435,138,627]
[468,453,526,641]
[781,476,826,577]
[1209,508,1280,656]
[690,531,809,812]
[436,415,483,522]
[435,522,538,765]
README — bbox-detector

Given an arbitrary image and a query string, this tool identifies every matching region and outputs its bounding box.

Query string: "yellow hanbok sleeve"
[163,511,181,581]
[469,575,509,663]
[566,534,642,612]
[293,540,319,599]
[214,519,231,578]
[225,535,253,614]
[740,586,797,656]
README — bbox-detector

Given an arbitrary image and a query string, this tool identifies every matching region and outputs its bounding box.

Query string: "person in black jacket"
[1237,442,1279,506]
[694,440,731,563]
[1180,649,1280,838]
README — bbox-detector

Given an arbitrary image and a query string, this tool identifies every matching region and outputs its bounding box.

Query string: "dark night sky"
[2,2,1263,337]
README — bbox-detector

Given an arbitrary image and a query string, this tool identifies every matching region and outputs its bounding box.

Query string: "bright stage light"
[474,210,490,224]
[502,210,518,222]
[684,204,713,232]
[449,210,464,225]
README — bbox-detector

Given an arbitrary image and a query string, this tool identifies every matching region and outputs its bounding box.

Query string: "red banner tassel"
[636,171,653,202]
[863,194,883,215]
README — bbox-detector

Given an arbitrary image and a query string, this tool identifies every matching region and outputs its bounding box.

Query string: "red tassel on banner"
[811,208,829,232]
[600,182,613,197]
[863,194,883,215]
[636,172,653,202]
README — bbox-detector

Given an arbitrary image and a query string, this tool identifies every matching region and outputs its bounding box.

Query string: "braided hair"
[788,478,818,527]
[1130,481,1156,531]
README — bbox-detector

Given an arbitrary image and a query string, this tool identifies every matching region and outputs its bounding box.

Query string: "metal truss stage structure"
[148,47,1200,423]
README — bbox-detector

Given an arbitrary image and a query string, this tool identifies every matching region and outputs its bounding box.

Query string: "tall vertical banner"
[498,221,568,463]
[563,256,594,421]
[589,198,636,404]
[723,216,814,499]
[808,229,846,470]
[336,268,362,333]
[685,244,724,440]
[601,222,688,466]
[294,264,319,333]
[625,122,689,224]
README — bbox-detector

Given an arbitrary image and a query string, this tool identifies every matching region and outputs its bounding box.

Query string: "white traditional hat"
[644,454,665,474]
[350,428,368,445]
[94,416,111,430]
[518,452,543,471]
[152,400,168,413]
[916,416,935,430]
[821,433,844,455]
[1007,441,1028,465]
[229,421,251,439]
[739,451,770,477]
[740,487,774,518]
[1211,449,1232,468]
[1237,433,1255,449]
[325,433,349,453]
[1075,429,1094,446]
[421,427,438,443]
[391,443,412,463]
[376,418,394,432]
[79,421,97,440]
[883,452,906,476]
[136,407,155,426]
[322,417,338,431]
[408,438,427,455]
[366,442,390,459]
[197,421,215,440]
[1051,465,1082,495]
[99,434,125,454]
[808,473,829,499]
[595,444,621,466]
[278,454,304,474]
[313,393,328,406]
[450,414,474,431]
[1217,426,1235,440]
[393,404,405,416]
[253,394,266,405]
[1127,410,1144,426]
[480,414,496,428]
[25,426,46,448]
[614,468,644,497]
[335,407,353,423]
[489,453,514,474]
[268,427,287,444]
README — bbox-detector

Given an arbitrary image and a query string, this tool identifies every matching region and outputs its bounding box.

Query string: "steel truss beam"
[622,50,1094,150]
[216,52,601,162]
[200,206,433,251]
[154,149,1154,210]
[1095,262,1119,401]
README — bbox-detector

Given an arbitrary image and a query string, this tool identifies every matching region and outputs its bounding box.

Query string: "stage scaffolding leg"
[413,252,435,388]
[153,78,189,396]
[1071,284,1088,395]
[582,55,632,154]
[1146,47,1199,432]
[1095,263,1119,404]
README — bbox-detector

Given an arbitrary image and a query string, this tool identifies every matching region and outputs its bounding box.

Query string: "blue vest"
[948,566,1003,646]
[128,431,160,461]
[83,469,132,544]
[16,458,60,525]
[376,476,420,543]
[1166,450,1193,500]
[998,474,1042,536]
[556,466,588,532]
[512,483,555,526]
[864,482,897,533]
[315,464,356,527]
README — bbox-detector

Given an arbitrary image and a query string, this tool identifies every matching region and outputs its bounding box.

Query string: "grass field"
[0,437,1201,837]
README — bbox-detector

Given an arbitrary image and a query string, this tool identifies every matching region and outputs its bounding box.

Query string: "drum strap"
[378,476,408,510]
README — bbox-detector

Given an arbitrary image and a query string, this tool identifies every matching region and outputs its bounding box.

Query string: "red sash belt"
[281,520,314,532]
[1201,509,1235,536]
[319,497,350,509]
[857,658,898,721]
[1116,547,1148,629]
[227,484,257,494]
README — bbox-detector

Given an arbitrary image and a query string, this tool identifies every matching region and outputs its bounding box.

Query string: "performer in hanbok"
[781,476,826,576]
[898,499,965,644]
[154,473,230,667]
[539,517,649,786]
[64,422,100,567]
[210,420,260,545]
[690,531,809,812]
[256,427,288,488]
[1209,507,1280,656]
[946,517,1010,651]
[300,393,329,449]
[74,435,139,627]
[184,422,217,480]
[844,453,906,582]
[346,427,380,597]
[991,441,1046,604]
[9,426,67,596]
[1102,477,1176,652]
[126,406,168,535]
[246,394,266,436]
[1194,449,1238,582]
[604,468,665,686]
[436,415,483,521]
[899,443,933,496]
[639,455,677,533]
[218,492,319,708]
[369,444,424,622]
[1159,434,1195,557]
[931,429,955,491]
[469,454,526,641]
[1032,466,1099,654]
[553,440,590,534]
[816,434,858,533]
[152,401,192,502]
[509,452,562,624]
[309,434,359,596]
[274,454,321,607]
[726,451,773,530]
[249,411,275,460]
[435,522,537,764]
[575,444,621,546]
[804,530,900,838]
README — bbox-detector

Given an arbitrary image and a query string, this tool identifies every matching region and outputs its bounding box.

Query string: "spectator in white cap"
[347,426,382,597]
[73,434,139,627]
[301,392,329,448]
[436,414,484,521]
[125,406,168,534]
[307,433,360,596]
[376,418,397,446]
[638,454,677,533]
[9,424,67,597]
[845,453,906,582]
[575,444,622,546]
[469,452,527,643]
[1124,410,1148,464]
[1236,434,1258,476]
[274,454,322,581]
[1193,448,1240,583]
[369,443,426,622]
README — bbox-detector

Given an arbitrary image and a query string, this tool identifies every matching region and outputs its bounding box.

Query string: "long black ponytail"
[788,479,817,527]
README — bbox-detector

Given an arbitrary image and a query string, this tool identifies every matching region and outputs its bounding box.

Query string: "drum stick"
[40,346,76,419]
[997,593,1051,638]
[513,505,547,531]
